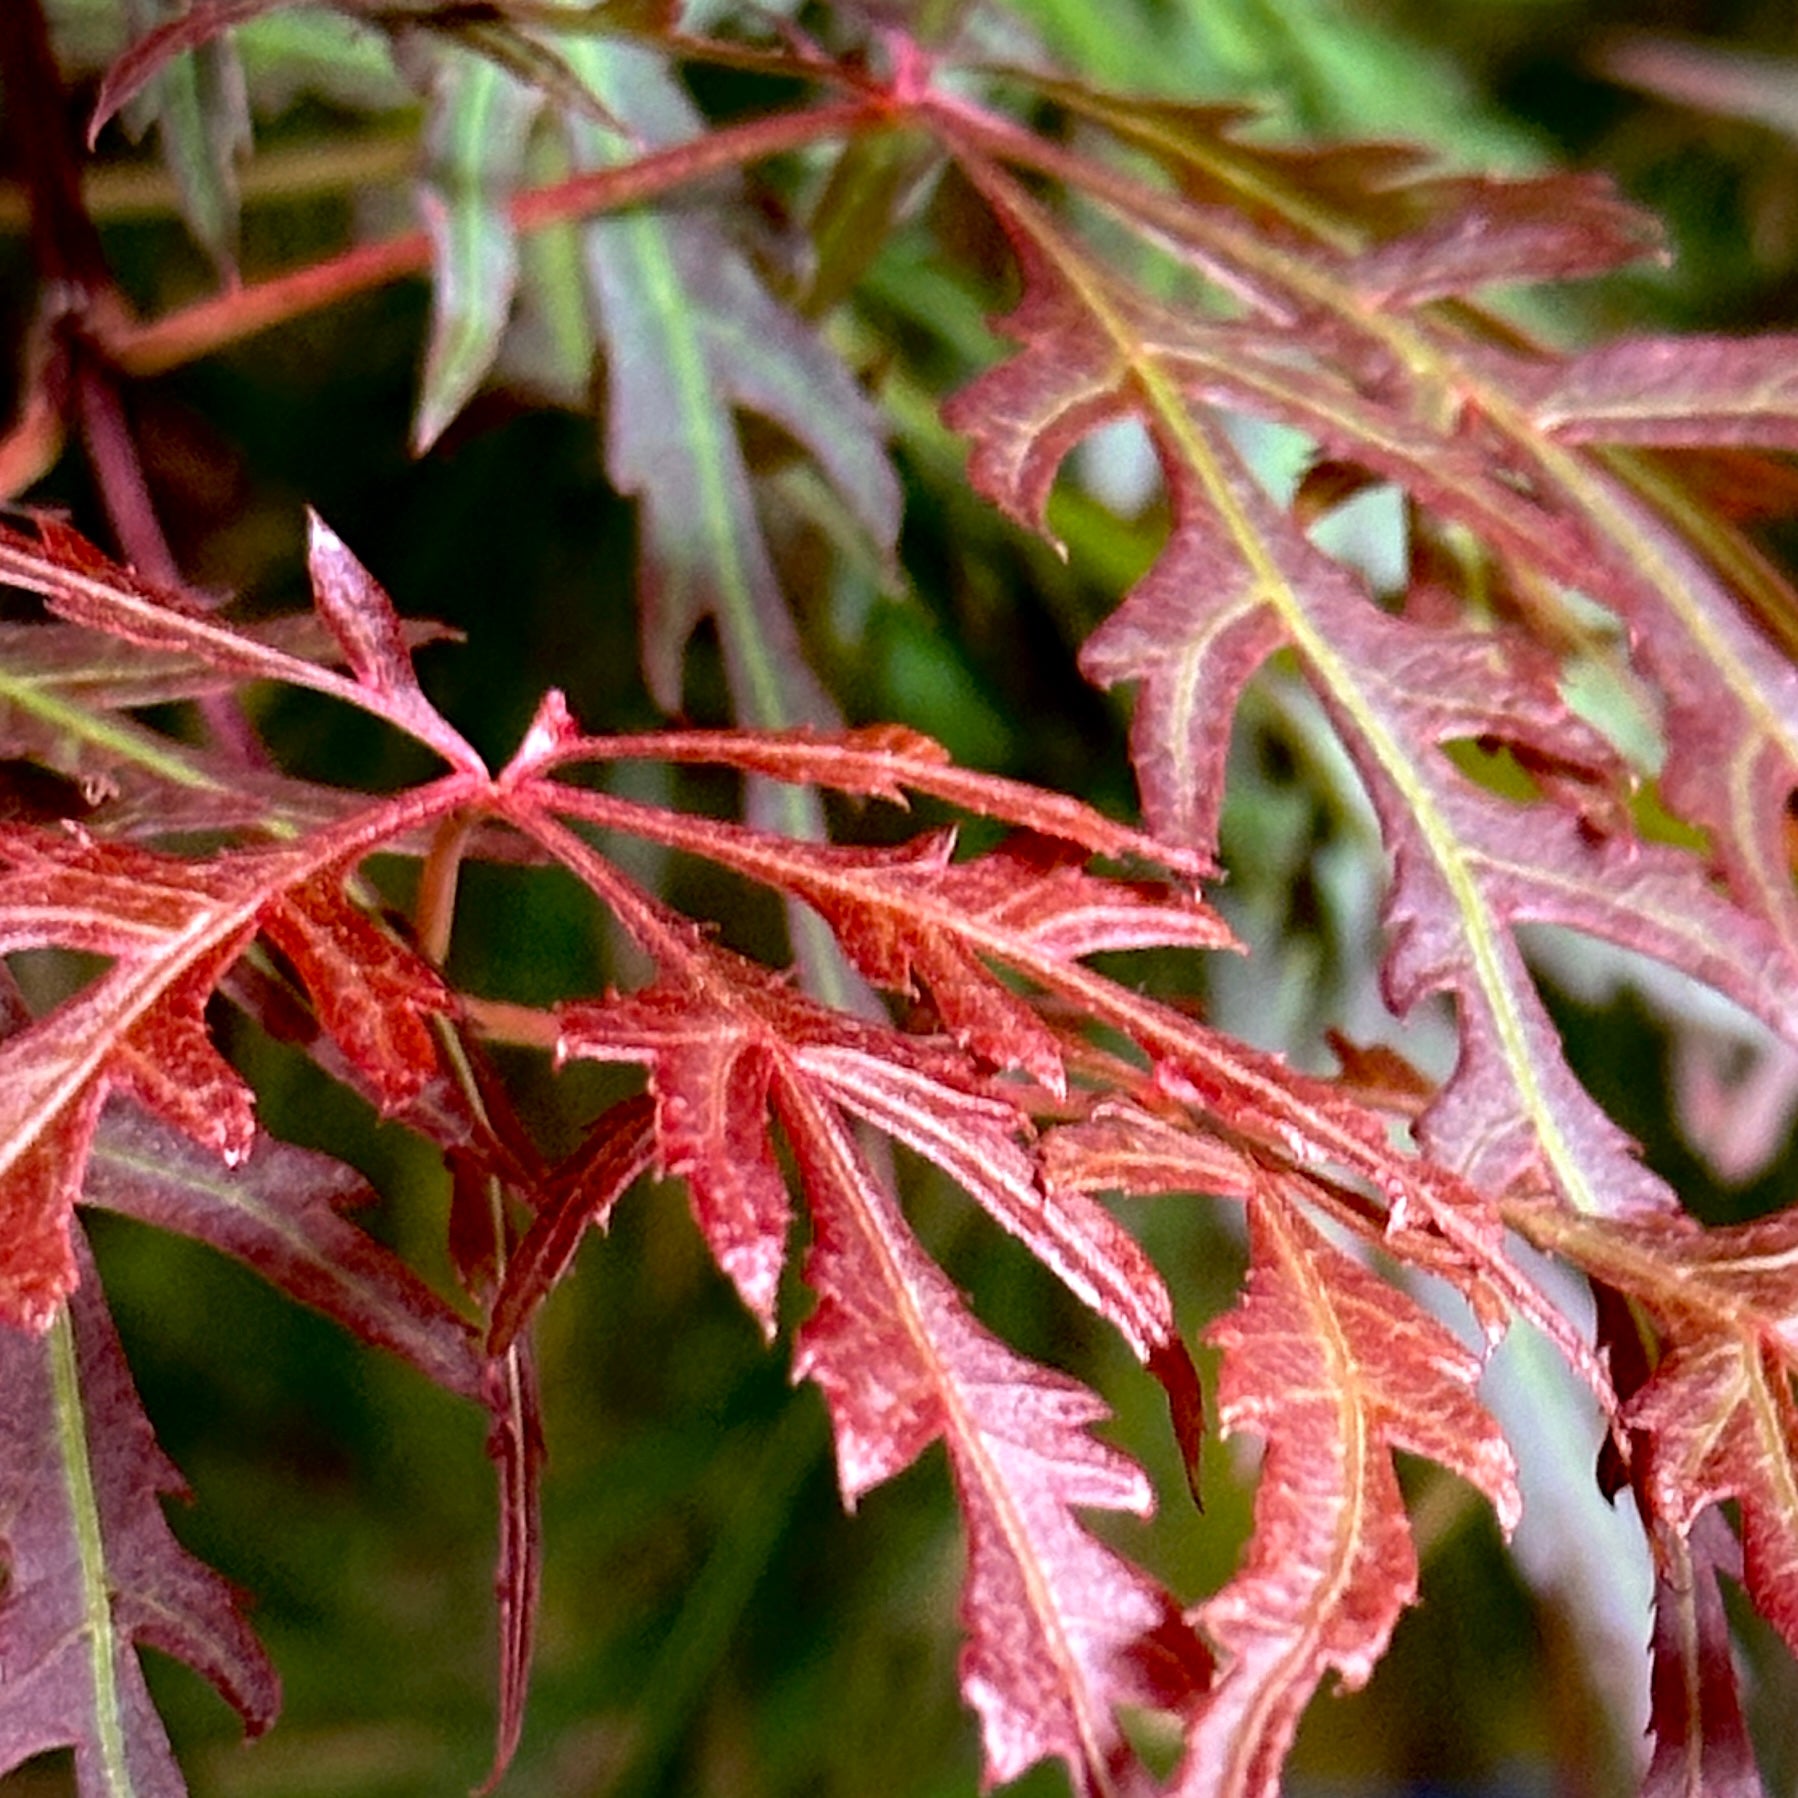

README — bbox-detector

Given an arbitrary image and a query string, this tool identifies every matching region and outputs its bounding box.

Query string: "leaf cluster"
[3,4,1798,1796]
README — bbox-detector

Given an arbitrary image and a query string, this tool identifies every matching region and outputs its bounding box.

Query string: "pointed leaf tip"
[302,510,486,774]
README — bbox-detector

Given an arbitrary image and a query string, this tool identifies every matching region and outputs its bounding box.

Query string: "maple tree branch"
[0,0,271,769]
[100,98,892,379]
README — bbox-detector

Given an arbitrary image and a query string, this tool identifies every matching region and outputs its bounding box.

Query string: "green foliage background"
[7,2,1798,1794]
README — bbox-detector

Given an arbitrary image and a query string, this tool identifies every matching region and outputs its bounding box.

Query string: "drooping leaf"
[1172,1183,1519,1798]
[559,977,796,1336]
[0,1234,279,1797]
[488,1093,658,1355]
[82,1102,484,1398]
[781,1069,1210,1794]
[1628,1329,1798,1654]
[1642,1510,1762,1798]
[480,1339,543,1796]
[408,45,541,455]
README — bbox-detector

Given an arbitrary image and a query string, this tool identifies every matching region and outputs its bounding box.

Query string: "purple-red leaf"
[83,1101,484,1399]
[1343,171,1663,305]
[1628,1328,1798,1655]
[488,1095,658,1355]
[941,172,1797,1225]
[0,1236,279,1796]
[559,981,795,1336]
[1173,1185,1519,1798]
[260,873,457,1114]
[303,511,484,772]
[781,1069,1209,1794]
[0,779,479,1331]
[0,516,482,774]
[1524,335,1798,449]
[480,1341,543,1796]
[1643,1511,1761,1798]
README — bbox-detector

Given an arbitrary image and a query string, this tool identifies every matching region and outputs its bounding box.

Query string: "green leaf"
[559,39,900,725]
[410,44,542,453]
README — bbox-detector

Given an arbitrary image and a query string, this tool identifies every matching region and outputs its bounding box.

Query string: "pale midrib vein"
[1746,1347,1798,1527]
[1066,254,1597,1212]
[49,1304,134,1798]
[0,900,235,1190]
[1224,1198,1371,1798]
[920,152,1590,1205]
[608,177,857,1005]
[966,102,1798,926]
[795,1078,1120,1796]
[0,776,472,1188]
[91,1138,453,1352]
[623,212,789,731]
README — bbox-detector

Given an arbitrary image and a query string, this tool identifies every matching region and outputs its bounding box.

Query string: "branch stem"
[104,98,889,377]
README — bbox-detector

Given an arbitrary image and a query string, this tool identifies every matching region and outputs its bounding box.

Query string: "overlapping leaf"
[936,168,1798,1225]
[24,13,1798,1795]
[0,520,488,1328]
[1532,1204,1798,1655]
[532,813,1213,1791]
[505,721,1587,1347]
[1171,1184,1519,1798]
[782,1066,1210,1796]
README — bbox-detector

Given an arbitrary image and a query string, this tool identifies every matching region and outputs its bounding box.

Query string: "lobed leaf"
[936,166,1798,1223]
[1174,1184,1519,1798]
[1523,335,1798,450]
[1629,1330,1798,1654]
[0,777,479,1331]
[0,1236,279,1797]
[781,1070,1209,1794]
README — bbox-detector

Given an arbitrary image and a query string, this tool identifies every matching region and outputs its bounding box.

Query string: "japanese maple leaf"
[502,708,1586,1364]
[1171,1183,1519,1798]
[782,1072,1210,1796]
[939,173,1798,1224]
[530,806,1210,1791]
[1641,1510,1761,1798]
[1628,1328,1798,1655]
[556,933,1189,1377]
[1521,1199,1798,1777]
[0,825,459,1330]
[0,1234,279,1797]
[0,515,482,1330]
